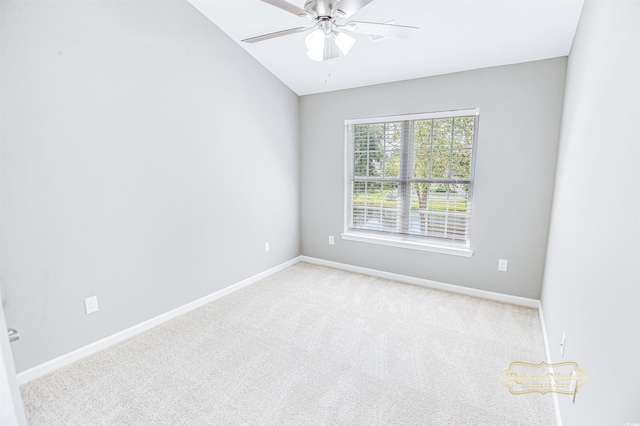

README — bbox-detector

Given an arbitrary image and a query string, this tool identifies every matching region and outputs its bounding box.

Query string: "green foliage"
[352,190,468,212]
[412,117,473,234]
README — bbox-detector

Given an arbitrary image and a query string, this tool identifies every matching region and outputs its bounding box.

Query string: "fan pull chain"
[324,49,332,84]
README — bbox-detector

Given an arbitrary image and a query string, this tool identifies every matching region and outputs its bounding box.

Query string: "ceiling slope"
[188,0,584,95]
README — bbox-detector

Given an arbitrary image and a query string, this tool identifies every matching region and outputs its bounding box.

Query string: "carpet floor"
[20,262,555,425]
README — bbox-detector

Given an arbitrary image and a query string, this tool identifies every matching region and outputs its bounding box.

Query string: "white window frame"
[342,108,479,257]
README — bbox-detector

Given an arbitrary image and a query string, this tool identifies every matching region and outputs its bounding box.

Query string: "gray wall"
[300,59,566,299]
[0,0,300,372]
[541,1,640,424]
[1,1,28,423]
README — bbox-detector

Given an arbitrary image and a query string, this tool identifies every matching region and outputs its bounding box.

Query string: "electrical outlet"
[329,235,334,245]
[498,259,508,272]
[560,333,567,357]
[84,296,99,314]
[264,242,270,252]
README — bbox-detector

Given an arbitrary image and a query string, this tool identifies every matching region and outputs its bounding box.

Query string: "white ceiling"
[188,0,584,96]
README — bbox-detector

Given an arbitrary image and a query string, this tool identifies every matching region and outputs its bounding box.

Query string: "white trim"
[16,257,301,385]
[538,301,563,426]
[299,256,538,308]
[345,108,480,125]
[341,232,473,257]
[344,110,479,254]
[538,301,553,376]
[17,255,542,387]
[343,123,351,237]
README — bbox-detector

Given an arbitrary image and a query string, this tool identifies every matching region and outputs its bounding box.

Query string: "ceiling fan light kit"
[304,21,356,61]
[242,0,419,62]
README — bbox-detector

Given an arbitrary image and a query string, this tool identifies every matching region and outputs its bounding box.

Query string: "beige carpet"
[21,262,555,425]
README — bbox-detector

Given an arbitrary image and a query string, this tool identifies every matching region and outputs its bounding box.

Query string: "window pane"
[454,117,474,149]
[427,184,448,212]
[433,118,453,149]
[383,149,400,177]
[381,123,401,178]
[354,125,369,152]
[410,182,429,234]
[414,120,432,179]
[368,150,383,177]
[365,124,384,150]
[352,206,365,227]
[384,128,402,151]
[353,124,384,177]
[353,182,367,205]
[431,148,450,178]
[351,181,399,232]
[449,184,470,215]
[408,183,469,241]
[451,149,472,179]
[353,152,367,176]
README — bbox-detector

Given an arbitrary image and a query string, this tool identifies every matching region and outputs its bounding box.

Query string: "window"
[343,109,479,256]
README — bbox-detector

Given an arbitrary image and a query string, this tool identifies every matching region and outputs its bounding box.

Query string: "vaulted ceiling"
[188,0,584,95]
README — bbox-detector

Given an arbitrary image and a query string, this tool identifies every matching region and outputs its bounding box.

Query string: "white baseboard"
[538,301,562,426]
[17,255,541,386]
[16,257,301,385]
[300,256,539,308]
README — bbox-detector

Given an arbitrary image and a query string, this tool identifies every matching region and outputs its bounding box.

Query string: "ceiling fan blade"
[260,0,308,17]
[332,0,374,18]
[342,21,419,39]
[242,27,310,44]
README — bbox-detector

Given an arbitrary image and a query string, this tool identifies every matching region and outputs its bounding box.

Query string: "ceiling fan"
[241,0,419,61]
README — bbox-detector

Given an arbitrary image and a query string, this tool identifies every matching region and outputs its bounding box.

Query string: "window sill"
[340,232,473,257]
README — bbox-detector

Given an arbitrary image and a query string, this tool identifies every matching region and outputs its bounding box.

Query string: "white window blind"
[345,109,479,248]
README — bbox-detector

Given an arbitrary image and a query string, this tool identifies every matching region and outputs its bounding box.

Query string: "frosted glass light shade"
[305,28,325,51]
[306,48,324,61]
[333,31,356,55]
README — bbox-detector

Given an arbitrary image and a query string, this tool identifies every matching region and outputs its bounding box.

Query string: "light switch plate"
[84,296,99,314]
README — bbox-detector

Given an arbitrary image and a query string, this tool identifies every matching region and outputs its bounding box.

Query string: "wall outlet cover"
[498,259,508,272]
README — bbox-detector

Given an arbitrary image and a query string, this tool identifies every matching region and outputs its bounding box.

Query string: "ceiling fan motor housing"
[304,0,345,19]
